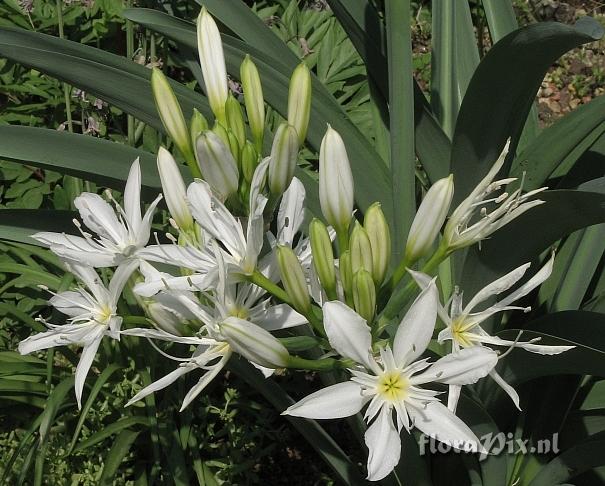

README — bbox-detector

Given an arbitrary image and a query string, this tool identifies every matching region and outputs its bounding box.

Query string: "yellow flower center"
[377,371,408,402]
[96,306,113,325]
[451,318,474,347]
[229,307,249,319]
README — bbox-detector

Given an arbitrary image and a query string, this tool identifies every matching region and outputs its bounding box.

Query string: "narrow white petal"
[120,327,214,345]
[126,365,193,406]
[137,244,215,272]
[393,278,439,367]
[411,347,497,386]
[277,178,306,246]
[408,401,483,453]
[124,159,142,235]
[63,262,110,304]
[323,301,373,369]
[365,405,401,481]
[49,291,92,317]
[489,370,521,410]
[283,381,367,419]
[498,253,555,308]
[135,194,163,248]
[32,233,118,267]
[473,332,574,355]
[408,269,451,325]
[463,263,530,314]
[257,304,307,331]
[109,259,140,304]
[74,193,127,244]
[18,328,65,355]
[447,384,462,413]
[75,333,103,409]
[180,353,229,411]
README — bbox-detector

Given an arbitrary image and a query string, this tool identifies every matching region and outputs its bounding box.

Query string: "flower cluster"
[19,8,574,481]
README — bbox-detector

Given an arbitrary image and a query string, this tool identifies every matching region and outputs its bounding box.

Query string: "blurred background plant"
[1,0,605,484]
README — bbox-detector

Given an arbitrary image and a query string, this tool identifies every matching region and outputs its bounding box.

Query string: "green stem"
[286,355,348,372]
[336,226,349,256]
[56,0,73,133]
[388,254,412,291]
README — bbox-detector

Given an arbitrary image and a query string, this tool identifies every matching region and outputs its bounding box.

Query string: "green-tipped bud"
[241,141,259,184]
[220,317,290,368]
[197,7,228,124]
[227,130,241,165]
[212,122,230,148]
[352,269,376,323]
[195,131,239,200]
[190,108,209,145]
[406,174,454,263]
[364,203,391,285]
[309,219,336,297]
[240,55,265,150]
[319,125,354,233]
[339,250,353,299]
[226,94,246,147]
[287,62,311,145]
[349,222,373,275]
[151,68,194,163]
[277,245,310,314]
[268,123,299,197]
[157,147,194,230]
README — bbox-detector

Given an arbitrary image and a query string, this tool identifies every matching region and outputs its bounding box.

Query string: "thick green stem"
[336,226,349,256]
[286,355,348,372]
[388,254,412,291]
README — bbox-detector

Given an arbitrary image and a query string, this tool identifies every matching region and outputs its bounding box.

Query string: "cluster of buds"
[19,7,568,484]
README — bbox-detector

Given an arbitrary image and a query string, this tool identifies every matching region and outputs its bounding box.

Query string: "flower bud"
[226,94,246,147]
[220,317,290,368]
[240,55,265,150]
[147,302,188,336]
[319,125,354,233]
[309,219,336,297]
[287,62,311,145]
[268,123,299,197]
[277,245,310,314]
[195,131,239,200]
[157,147,194,231]
[227,130,241,165]
[364,203,391,285]
[151,68,194,164]
[241,141,259,184]
[349,222,373,275]
[352,269,376,323]
[197,7,228,124]
[212,121,230,147]
[190,108,209,145]
[406,175,454,262]
[339,250,353,299]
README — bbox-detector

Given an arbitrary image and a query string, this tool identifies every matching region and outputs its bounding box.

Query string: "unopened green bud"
[339,250,353,299]
[226,94,246,148]
[406,175,454,262]
[352,269,376,323]
[151,68,194,163]
[190,108,209,145]
[349,222,373,275]
[364,203,391,285]
[212,122,230,148]
[309,219,336,298]
[277,245,310,314]
[288,62,311,145]
[241,141,259,184]
[195,130,239,200]
[240,55,265,150]
[268,122,299,197]
[220,317,289,368]
[227,130,241,165]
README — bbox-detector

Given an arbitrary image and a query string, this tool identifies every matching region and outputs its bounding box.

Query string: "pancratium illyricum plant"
[17,8,575,482]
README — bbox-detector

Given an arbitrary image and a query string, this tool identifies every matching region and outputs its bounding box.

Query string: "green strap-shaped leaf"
[0,27,212,128]
[451,18,604,204]
[512,95,605,190]
[528,432,605,486]
[460,188,605,298]
[73,416,150,453]
[99,429,141,485]
[0,210,77,245]
[0,126,168,201]
[498,311,605,384]
[430,0,480,138]
[326,0,451,182]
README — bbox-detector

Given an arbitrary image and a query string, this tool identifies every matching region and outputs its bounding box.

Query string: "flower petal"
[32,232,118,267]
[126,365,194,406]
[49,291,92,317]
[74,193,127,244]
[447,384,462,413]
[408,401,483,453]
[490,370,521,410]
[277,178,306,246]
[257,304,307,331]
[180,352,230,411]
[364,405,401,481]
[498,253,555,308]
[411,346,497,386]
[408,269,451,326]
[393,278,439,367]
[75,332,103,409]
[323,301,373,369]
[109,259,140,304]
[124,158,142,235]
[283,381,367,419]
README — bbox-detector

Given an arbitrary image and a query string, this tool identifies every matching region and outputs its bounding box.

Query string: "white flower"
[410,253,574,411]
[283,281,496,481]
[197,7,228,123]
[443,141,546,251]
[157,147,194,231]
[19,260,138,408]
[33,159,162,268]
